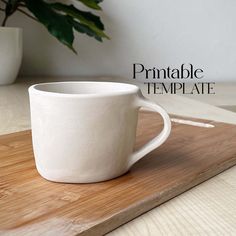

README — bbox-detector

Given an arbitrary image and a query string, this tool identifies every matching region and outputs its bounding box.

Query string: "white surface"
[0,27,22,85]
[0,0,236,81]
[180,82,236,106]
[170,118,215,128]
[29,81,171,183]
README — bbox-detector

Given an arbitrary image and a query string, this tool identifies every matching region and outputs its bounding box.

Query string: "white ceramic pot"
[29,81,171,183]
[0,27,22,85]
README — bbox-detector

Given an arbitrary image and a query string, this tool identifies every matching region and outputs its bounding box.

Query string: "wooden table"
[1,77,236,235]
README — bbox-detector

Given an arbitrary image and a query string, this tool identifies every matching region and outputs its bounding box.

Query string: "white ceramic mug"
[29,81,171,183]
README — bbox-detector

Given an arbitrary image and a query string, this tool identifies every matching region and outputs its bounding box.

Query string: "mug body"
[29,82,140,183]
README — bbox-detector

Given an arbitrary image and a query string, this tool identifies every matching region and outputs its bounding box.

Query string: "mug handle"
[128,95,171,168]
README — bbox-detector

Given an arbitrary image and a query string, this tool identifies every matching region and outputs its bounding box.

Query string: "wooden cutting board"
[1,111,236,236]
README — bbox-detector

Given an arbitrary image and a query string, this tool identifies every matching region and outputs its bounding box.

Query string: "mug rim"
[28,81,139,98]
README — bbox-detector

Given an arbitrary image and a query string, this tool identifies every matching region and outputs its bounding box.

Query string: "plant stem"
[1,15,8,26]
[17,8,38,22]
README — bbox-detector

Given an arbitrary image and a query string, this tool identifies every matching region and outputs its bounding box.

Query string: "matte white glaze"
[29,81,171,183]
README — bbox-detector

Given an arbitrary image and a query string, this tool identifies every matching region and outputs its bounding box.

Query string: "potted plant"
[0,0,108,85]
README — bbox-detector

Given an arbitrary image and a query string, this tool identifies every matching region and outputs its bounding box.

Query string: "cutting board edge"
[79,155,236,236]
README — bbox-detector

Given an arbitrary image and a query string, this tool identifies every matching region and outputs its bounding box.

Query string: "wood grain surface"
[0,111,236,236]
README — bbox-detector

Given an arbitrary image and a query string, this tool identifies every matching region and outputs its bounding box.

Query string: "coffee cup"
[29,81,171,183]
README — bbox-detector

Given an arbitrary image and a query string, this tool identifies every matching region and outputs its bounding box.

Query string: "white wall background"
[1,0,236,81]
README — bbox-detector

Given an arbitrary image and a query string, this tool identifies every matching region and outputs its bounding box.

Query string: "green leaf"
[24,0,76,53]
[67,17,102,42]
[51,3,109,39]
[5,0,20,16]
[75,0,102,10]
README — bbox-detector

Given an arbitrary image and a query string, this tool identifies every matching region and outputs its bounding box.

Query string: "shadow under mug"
[29,81,171,183]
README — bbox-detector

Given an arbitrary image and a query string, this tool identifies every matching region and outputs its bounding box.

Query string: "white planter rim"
[0,26,22,31]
